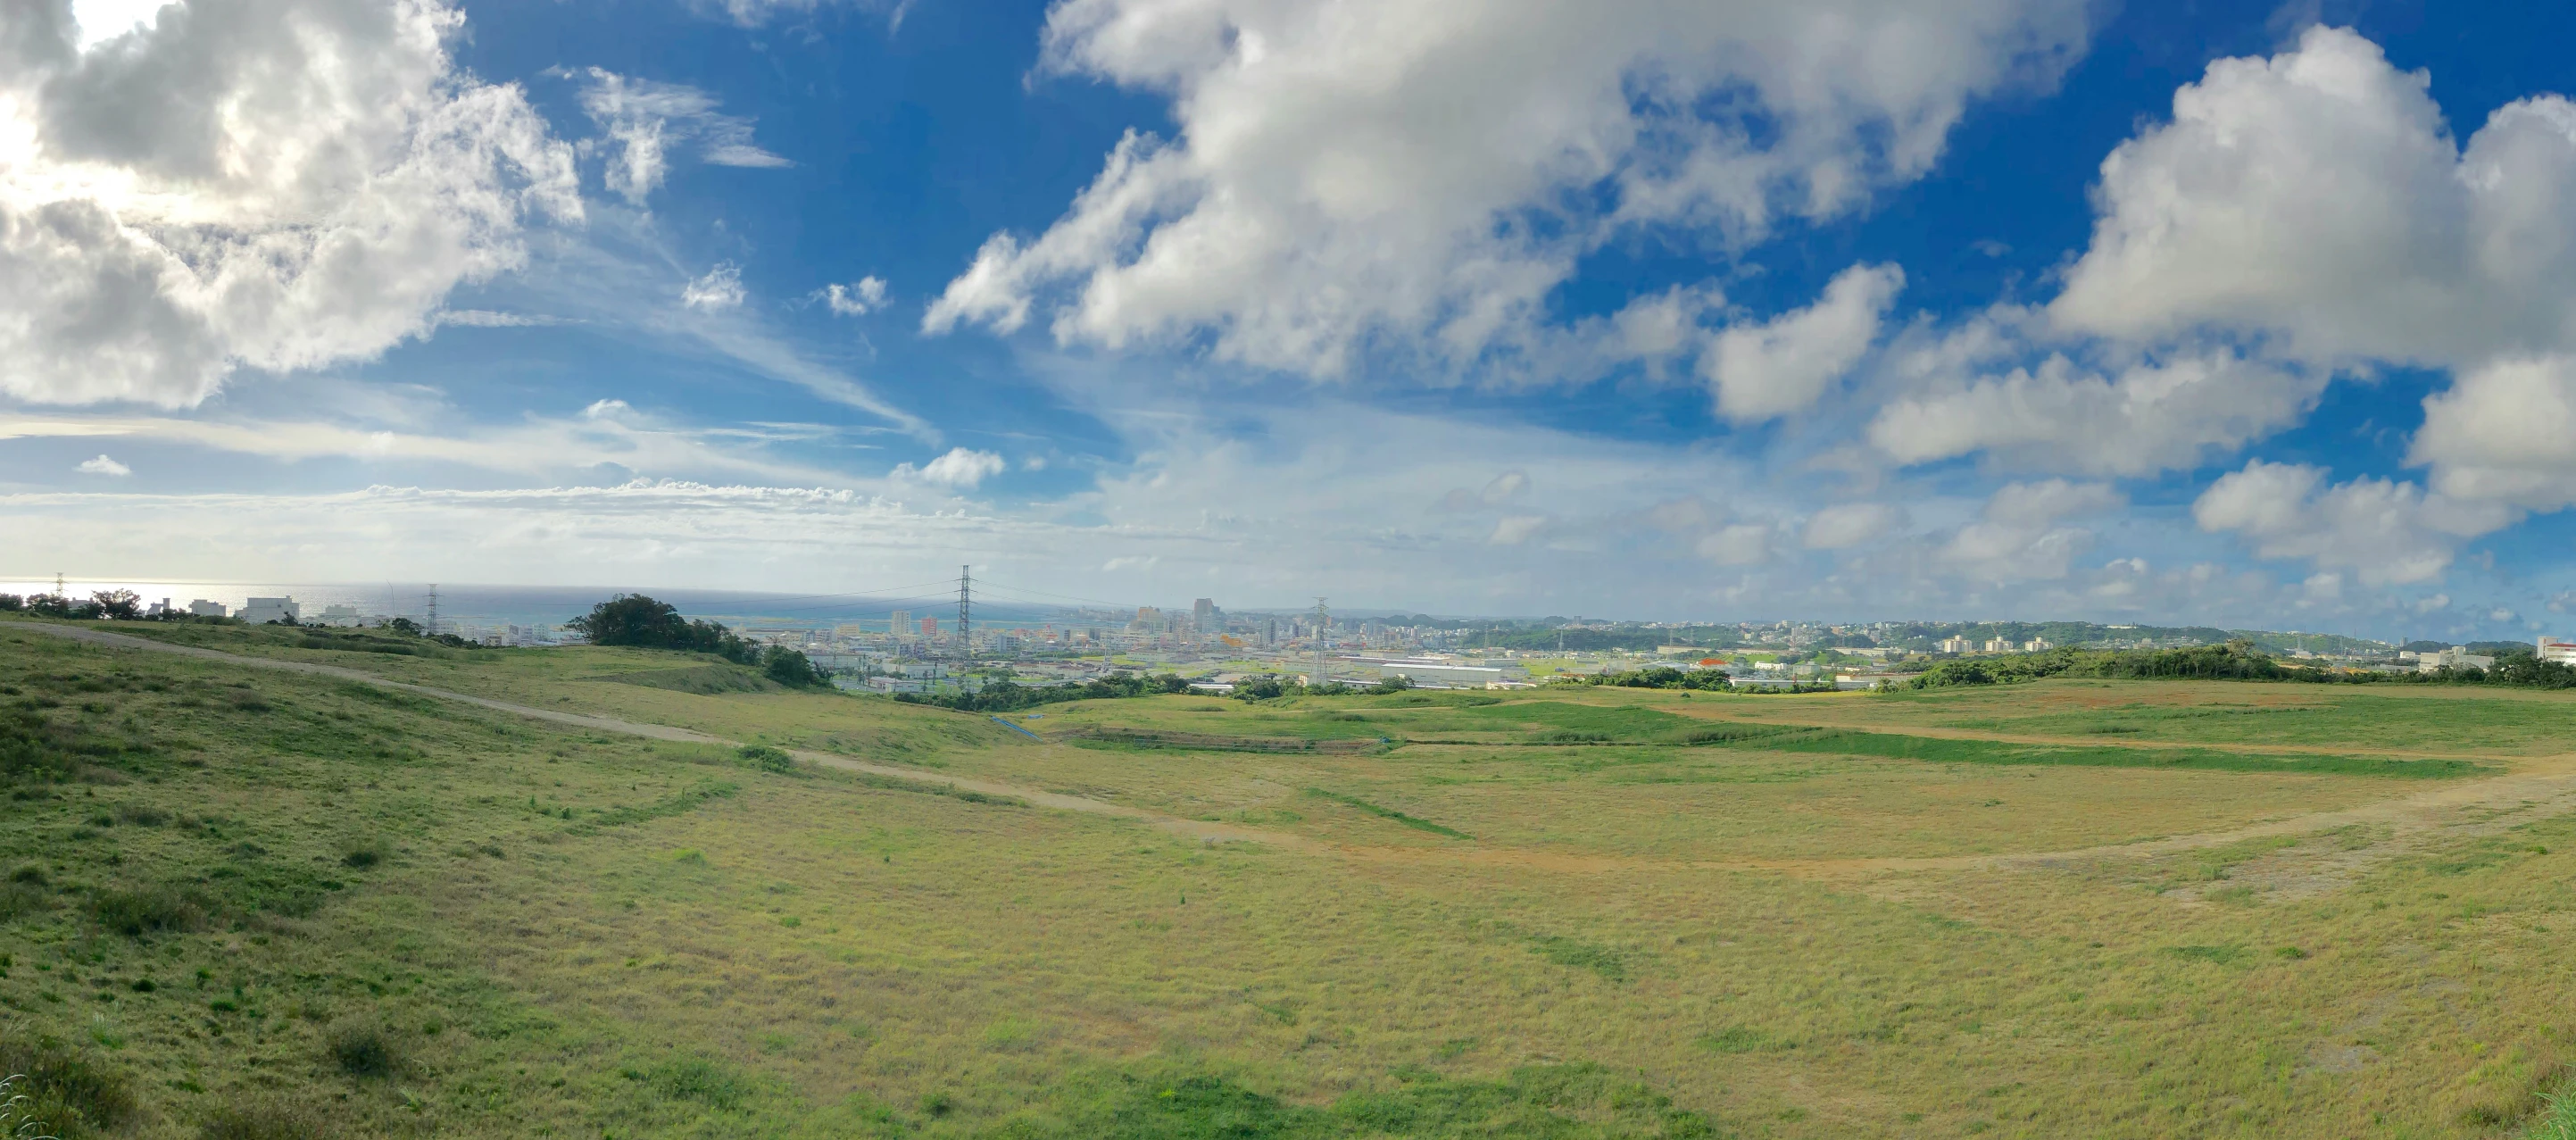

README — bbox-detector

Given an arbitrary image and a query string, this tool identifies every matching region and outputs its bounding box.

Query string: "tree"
[89,590,141,620]
[760,646,827,689]
[569,595,694,648]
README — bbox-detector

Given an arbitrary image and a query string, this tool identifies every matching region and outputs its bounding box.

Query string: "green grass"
[1303,788,1473,839]
[1674,721,2483,778]
[10,616,2576,1137]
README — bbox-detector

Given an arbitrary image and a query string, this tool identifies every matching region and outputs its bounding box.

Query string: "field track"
[29,621,2576,881]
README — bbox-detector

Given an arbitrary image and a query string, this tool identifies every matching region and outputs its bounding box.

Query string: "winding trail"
[21,620,2575,879]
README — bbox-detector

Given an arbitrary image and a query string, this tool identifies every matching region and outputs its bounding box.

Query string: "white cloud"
[2411,354,2576,511]
[1696,524,1774,567]
[434,309,564,329]
[925,0,2090,379]
[1706,263,1902,421]
[0,406,841,484]
[1869,345,2323,476]
[2191,460,2513,586]
[0,0,580,408]
[682,262,747,311]
[1802,503,1901,549]
[74,453,129,476]
[2052,26,2576,370]
[891,446,1007,489]
[698,0,910,29]
[1489,515,1547,546]
[69,0,165,49]
[575,68,788,206]
[1939,478,2119,582]
[822,277,889,316]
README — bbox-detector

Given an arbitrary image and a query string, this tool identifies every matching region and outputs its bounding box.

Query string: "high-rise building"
[1192,598,1216,630]
[921,616,940,638]
[890,610,910,637]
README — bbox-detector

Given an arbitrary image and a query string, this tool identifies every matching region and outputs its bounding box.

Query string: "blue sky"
[6,0,2576,637]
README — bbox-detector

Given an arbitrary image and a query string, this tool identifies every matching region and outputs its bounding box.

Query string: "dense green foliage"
[1908,641,2576,691]
[569,595,827,688]
[897,670,1195,711]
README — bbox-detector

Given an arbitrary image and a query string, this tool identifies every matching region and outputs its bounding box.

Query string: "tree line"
[1904,641,2576,691]
[567,595,827,688]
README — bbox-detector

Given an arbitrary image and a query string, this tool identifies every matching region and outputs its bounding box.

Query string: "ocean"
[0,579,1045,630]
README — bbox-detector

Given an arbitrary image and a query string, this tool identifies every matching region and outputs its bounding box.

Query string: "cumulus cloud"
[1706,263,1902,421]
[1869,345,2323,475]
[575,68,788,206]
[682,262,747,311]
[1801,503,1901,549]
[2410,354,2576,511]
[1940,479,2120,582]
[891,446,1007,489]
[925,0,2090,379]
[74,453,129,476]
[2191,460,2513,586]
[1697,523,1774,566]
[2053,25,2576,370]
[822,277,888,316]
[0,0,581,408]
[1489,515,1547,546]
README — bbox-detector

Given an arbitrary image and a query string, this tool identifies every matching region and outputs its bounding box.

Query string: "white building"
[1939,637,1973,653]
[2419,646,2496,673]
[2539,637,2576,664]
[187,599,227,618]
[1982,637,2013,653]
[238,596,300,625]
[1373,661,1505,688]
[2023,637,2052,652]
[317,604,361,627]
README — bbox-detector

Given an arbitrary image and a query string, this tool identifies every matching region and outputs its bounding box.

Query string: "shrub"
[327,1021,401,1079]
[89,886,204,936]
[631,1057,750,1110]
[337,837,390,869]
[0,1031,137,1136]
[737,745,795,773]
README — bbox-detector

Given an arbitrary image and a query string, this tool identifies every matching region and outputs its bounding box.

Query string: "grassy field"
[6,617,2576,1137]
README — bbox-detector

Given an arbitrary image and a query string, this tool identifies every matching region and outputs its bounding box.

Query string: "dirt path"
[18,622,1319,850]
[23,621,2571,879]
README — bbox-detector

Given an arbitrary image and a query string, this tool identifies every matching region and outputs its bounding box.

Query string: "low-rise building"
[2539,637,2576,664]
[187,599,227,618]
[2419,645,2496,673]
[1939,636,1973,653]
[238,596,300,625]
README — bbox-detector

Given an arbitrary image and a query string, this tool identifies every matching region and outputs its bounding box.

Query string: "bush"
[0,1031,137,1137]
[760,646,827,689]
[89,886,205,936]
[338,837,390,869]
[327,1021,402,1078]
[629,1057,751,1110]
[737,745,795,773]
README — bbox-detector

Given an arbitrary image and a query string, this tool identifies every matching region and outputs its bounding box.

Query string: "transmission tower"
[1312,597,1329,689]
[956,565,973,673]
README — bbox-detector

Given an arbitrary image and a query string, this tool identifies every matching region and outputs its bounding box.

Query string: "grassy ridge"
[1675,721,2483,778]
[1303,788,1474,839]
